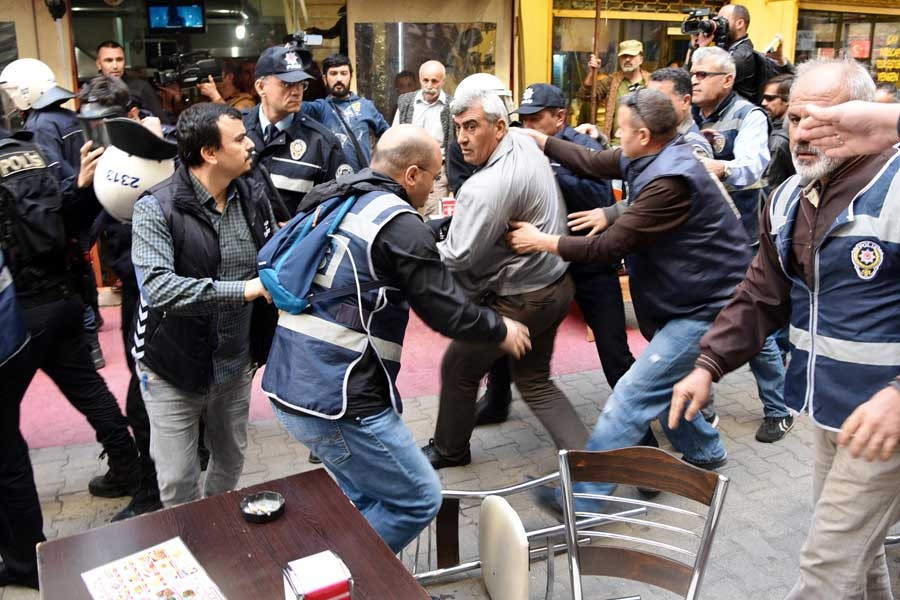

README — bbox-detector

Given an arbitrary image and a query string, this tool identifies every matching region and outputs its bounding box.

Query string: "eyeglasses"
[276,79,309,90]
[762,94,787,102]
[690,71,728,81]
[414,165,442,183]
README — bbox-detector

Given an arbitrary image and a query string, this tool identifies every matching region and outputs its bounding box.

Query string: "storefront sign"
[875,34,900,83]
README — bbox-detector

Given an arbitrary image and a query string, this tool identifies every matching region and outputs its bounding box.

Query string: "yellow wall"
[0,0,76,94]
[346,0,515,88]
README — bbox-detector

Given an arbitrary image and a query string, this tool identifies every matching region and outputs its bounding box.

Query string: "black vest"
[623,139,752,336]
[136,165,276,393]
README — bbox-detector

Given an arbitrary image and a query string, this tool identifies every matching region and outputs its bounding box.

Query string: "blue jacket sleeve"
[554,130,615,213]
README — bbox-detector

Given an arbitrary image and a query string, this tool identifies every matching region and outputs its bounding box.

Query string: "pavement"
[5,302,900,599]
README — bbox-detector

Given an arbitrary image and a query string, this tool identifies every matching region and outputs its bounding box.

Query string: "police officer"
[1,58,107,368]
[0,86,141,504]
[245,45,351,219]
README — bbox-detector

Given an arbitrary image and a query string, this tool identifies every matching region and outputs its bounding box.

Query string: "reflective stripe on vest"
[770,150,900,429]
[262,190,416,419]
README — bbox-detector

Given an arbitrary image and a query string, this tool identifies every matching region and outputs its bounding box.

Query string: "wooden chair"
[558,447,729,600]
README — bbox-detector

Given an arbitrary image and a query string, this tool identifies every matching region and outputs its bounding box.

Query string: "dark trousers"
[120,283,160,495]
[484,263,635,406]
[20,296,137,464]
[433,275,589,460]
[0,345,45,584]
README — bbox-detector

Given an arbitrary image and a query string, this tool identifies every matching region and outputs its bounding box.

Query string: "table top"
[37,469,430,599]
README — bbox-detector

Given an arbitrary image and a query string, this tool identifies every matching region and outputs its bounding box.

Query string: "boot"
[89,449,140,498]
[111,487,163,522]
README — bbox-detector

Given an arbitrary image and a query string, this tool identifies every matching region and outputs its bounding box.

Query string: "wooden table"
[37,469,430,599]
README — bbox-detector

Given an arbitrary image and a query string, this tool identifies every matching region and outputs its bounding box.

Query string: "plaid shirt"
[132,171,259,384]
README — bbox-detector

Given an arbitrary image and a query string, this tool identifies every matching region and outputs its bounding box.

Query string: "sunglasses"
[762,94,787,102]
[276,79,309,90]
[690,71,728,81]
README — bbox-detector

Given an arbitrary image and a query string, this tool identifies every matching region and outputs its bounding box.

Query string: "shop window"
[353,22,497,120]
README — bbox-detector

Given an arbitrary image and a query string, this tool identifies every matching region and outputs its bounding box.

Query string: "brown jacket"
[577,68,651,140]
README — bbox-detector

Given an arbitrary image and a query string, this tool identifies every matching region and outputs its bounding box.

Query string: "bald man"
[393,61,452,218]
[265,125,531,553]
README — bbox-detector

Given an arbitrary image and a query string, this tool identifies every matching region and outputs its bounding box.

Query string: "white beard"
[791,143,846,185]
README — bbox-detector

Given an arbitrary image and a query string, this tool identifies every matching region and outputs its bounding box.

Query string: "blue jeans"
[749,334,789,418]
[273,406,442,553]
[572,318,725,512]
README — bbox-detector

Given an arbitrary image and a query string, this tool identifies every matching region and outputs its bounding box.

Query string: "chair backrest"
[479,496,529,600]
[558,447,729,600]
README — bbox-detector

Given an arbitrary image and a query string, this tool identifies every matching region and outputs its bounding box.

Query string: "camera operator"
[197,60,255,110]
[245,45,351,219]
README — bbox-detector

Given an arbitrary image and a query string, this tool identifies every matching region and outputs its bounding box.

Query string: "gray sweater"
[437,130,568,297]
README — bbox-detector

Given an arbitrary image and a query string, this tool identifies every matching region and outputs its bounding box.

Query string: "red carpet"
[20,304,648,449]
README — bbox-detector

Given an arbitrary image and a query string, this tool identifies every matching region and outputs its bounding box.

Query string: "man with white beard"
[669,58,900,599]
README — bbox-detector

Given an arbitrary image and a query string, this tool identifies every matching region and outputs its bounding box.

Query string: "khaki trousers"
[786,426,900,599]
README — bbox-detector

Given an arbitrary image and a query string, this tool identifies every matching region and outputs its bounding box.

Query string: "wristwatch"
[721,164,733,181]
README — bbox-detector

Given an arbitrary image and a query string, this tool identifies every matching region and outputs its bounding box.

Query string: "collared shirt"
[258,107,294,134]
[436,131,569,297]
[131,171,258,384]
[393,90,447,145]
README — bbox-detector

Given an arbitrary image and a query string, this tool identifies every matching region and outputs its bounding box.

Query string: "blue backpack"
[257,194,385,314]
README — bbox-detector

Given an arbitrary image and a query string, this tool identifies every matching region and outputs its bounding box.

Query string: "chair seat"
[479,495,529,600]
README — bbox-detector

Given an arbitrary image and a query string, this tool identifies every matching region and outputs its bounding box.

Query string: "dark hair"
[176,103,242,167]
[650,67,692,98]
[765,73,793,99]
[730,4,750,26]
[96,40,124,54]
[618,88,677,139]
[875,82,900,101]
[394,70,415,84]
[322,54,353,76]
[221,59,242,79]
[78,74,131,108]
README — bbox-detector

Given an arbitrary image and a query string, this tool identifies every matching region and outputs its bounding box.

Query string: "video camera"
[280,29,323,70]
[681,8,729,48]
[152,51,222,88]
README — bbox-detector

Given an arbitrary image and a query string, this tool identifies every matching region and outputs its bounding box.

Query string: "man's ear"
[494,118,507,139]
[200,145,217,165]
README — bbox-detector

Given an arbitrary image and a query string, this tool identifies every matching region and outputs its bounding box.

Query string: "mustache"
[791,143,821,157]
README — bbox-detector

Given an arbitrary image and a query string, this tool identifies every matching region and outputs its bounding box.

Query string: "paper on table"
[81,536,227,600]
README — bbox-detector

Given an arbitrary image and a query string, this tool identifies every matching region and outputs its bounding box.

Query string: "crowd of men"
[1,3,899,597]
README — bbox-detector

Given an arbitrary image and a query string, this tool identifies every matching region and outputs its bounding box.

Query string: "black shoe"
[682,452,728,471]
[755,415,794,443]
[308,451,322,464]
[700,406,719,429]
[421,439,471,470]
[111,490,163,522]
[474,394,511,427]
[0,560,39,589]
[88,452,140,498]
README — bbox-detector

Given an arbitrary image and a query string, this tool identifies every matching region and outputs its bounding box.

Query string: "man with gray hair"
[506,88,750,511]
[670,58,900,598]
[421,88,588,469]
[393,60,452,218]
[691,44,792,444]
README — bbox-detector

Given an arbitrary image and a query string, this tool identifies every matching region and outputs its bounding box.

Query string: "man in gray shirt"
[422,88,588,469]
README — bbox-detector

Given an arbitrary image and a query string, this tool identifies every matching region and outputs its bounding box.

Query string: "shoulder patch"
[335,164,354,178]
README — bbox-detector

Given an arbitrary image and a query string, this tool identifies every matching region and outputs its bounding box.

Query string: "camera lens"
[698,20,716,35]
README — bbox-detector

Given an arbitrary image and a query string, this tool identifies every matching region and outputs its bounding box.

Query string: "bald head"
[372,124,442,208]
[419,60,446,104]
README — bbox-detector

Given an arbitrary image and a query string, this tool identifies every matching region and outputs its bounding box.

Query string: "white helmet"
[453,73,515,115]
[0,58,73,111]
[93,118,176,223]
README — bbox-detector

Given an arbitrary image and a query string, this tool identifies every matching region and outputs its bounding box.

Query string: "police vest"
[769,155,900,430]
[696,93,768,242]
[621,139,752,334]
[262,190,417,418]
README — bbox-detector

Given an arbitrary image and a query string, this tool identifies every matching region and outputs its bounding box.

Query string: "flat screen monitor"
[147,1,206,34]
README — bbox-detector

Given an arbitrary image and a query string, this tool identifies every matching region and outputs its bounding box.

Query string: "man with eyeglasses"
[505,89,749,513]
[691,46,792,444]
[244,46,351,220]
